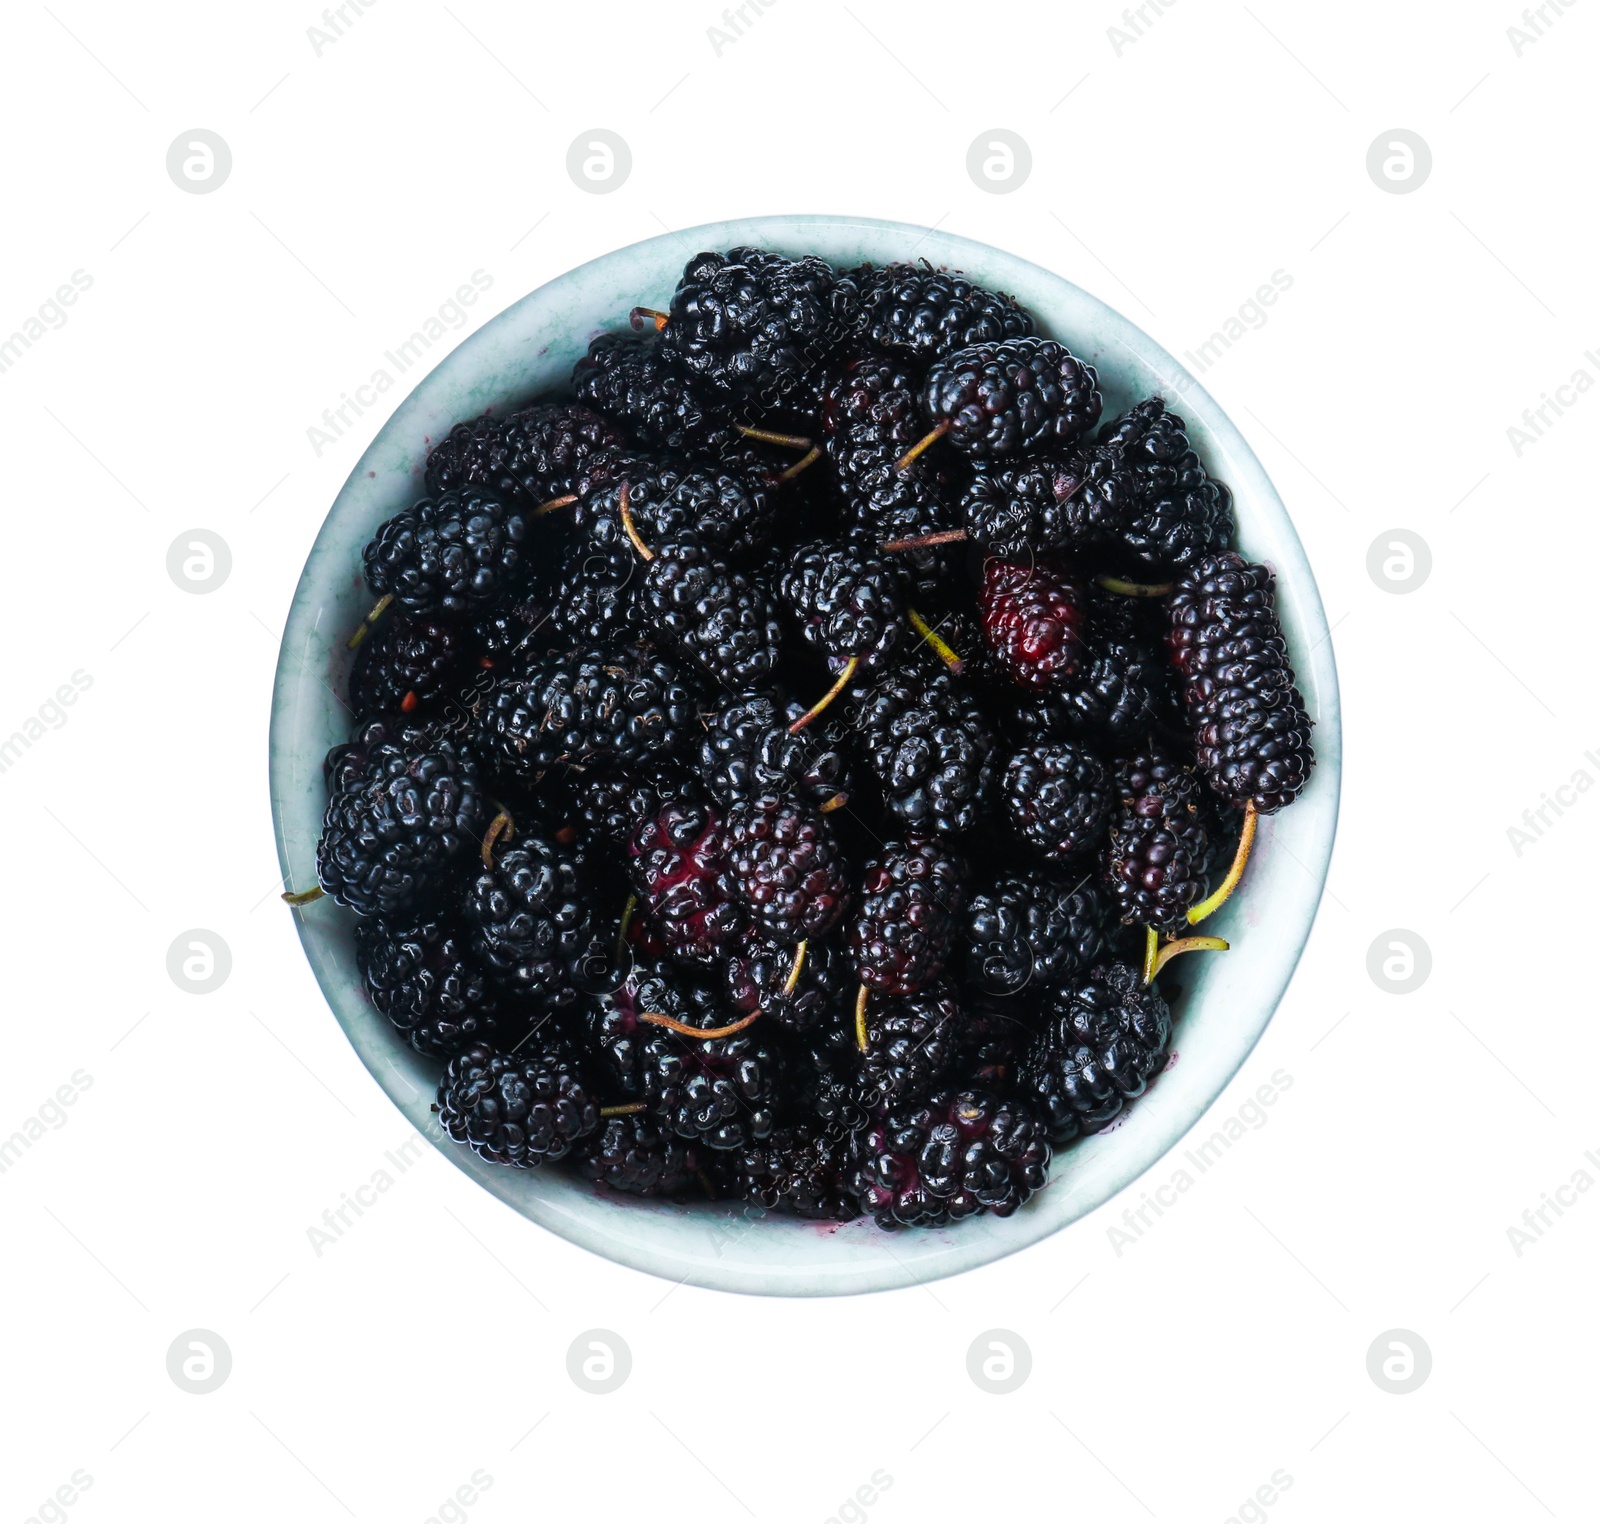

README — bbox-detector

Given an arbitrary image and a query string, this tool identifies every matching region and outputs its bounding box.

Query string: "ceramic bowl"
[270,214,1340,1297]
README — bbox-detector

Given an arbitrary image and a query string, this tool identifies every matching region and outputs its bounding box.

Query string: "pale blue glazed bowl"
[270,215,1340,1297]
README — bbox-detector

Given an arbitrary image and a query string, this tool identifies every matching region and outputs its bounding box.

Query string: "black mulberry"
[1018,963,1172,1142]
[1167,553,1314,813]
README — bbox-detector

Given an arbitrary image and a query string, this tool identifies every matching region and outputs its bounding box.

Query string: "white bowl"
[270,215,1341,1297]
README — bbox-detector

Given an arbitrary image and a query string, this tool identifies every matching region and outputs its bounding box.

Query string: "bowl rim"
[270,213,1341,1297]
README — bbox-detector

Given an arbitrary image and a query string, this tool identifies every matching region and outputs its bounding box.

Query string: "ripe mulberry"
[435,1042,600,1167]
[641,538,782,692]
[642,1003,781,1152]
[855,664,996,837]
[780,540,906,674]
[572,332,741,457]
[629,800,747,965]
[1167,552,1314,812]
[1002,741,1114,862]
[1008,585,1172,754]
[857,980,965,1105]
[963,867,1106,998]
[922,338,1102,458]
[424,402,630,506]
[354,914,511,1057]
[574,1114,701,1197]
[715,1126,860,1220]
[850,261,1034,362]
[978,557,1086,692]
[348,614,468,720]
[660,246,850,408]
[585,462,775,559]
[1018,963,1172,1142]
[1104,758,1210,931]
[847,837,969,995]
[699,690,855,810]
[465,839,600,1010]
[315,732,486,918]
[959,458,1083,560]
[475,644,699,776]
[362,488,531,619]
[725,797,852,942]
[853,1089,1051,1229]
[823,358,964,599]
[724,935,853,1037]
[1065,398,1234,575]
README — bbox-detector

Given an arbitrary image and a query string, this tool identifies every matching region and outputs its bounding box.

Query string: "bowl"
[270,214,1340,1297]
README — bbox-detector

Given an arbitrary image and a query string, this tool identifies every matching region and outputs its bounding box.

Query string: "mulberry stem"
[1187,804,1259,925]
[783,940,807,995]
[281,885,325,906]
[480,809,514,867]
[600,1102,646,1118]
[880,527,968,554]
[1097,574,1174,598]
[778,445,822,482]
[906,608,965,675]
[630,306,670,332]
[854,983,870,1053]
[618,482,654,561]
[640,1010,761,1040]
[735,424,823,482]
[532,493,579,517]
[346,592,394,650]
[615,893,637,963]
[737,425,813,450]
[1151,935,1229,978]
[894,419,952,471]
[1140,925,1159,985]
[787,656,860,734]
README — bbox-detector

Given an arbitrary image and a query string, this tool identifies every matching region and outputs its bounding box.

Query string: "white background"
[2,1,1596,1519]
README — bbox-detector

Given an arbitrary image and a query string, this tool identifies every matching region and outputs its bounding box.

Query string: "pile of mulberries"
[292,243,1315,1234]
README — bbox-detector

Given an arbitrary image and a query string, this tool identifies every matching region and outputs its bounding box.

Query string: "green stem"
[1151,936,1229,978]
[1187,804,1259,925]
